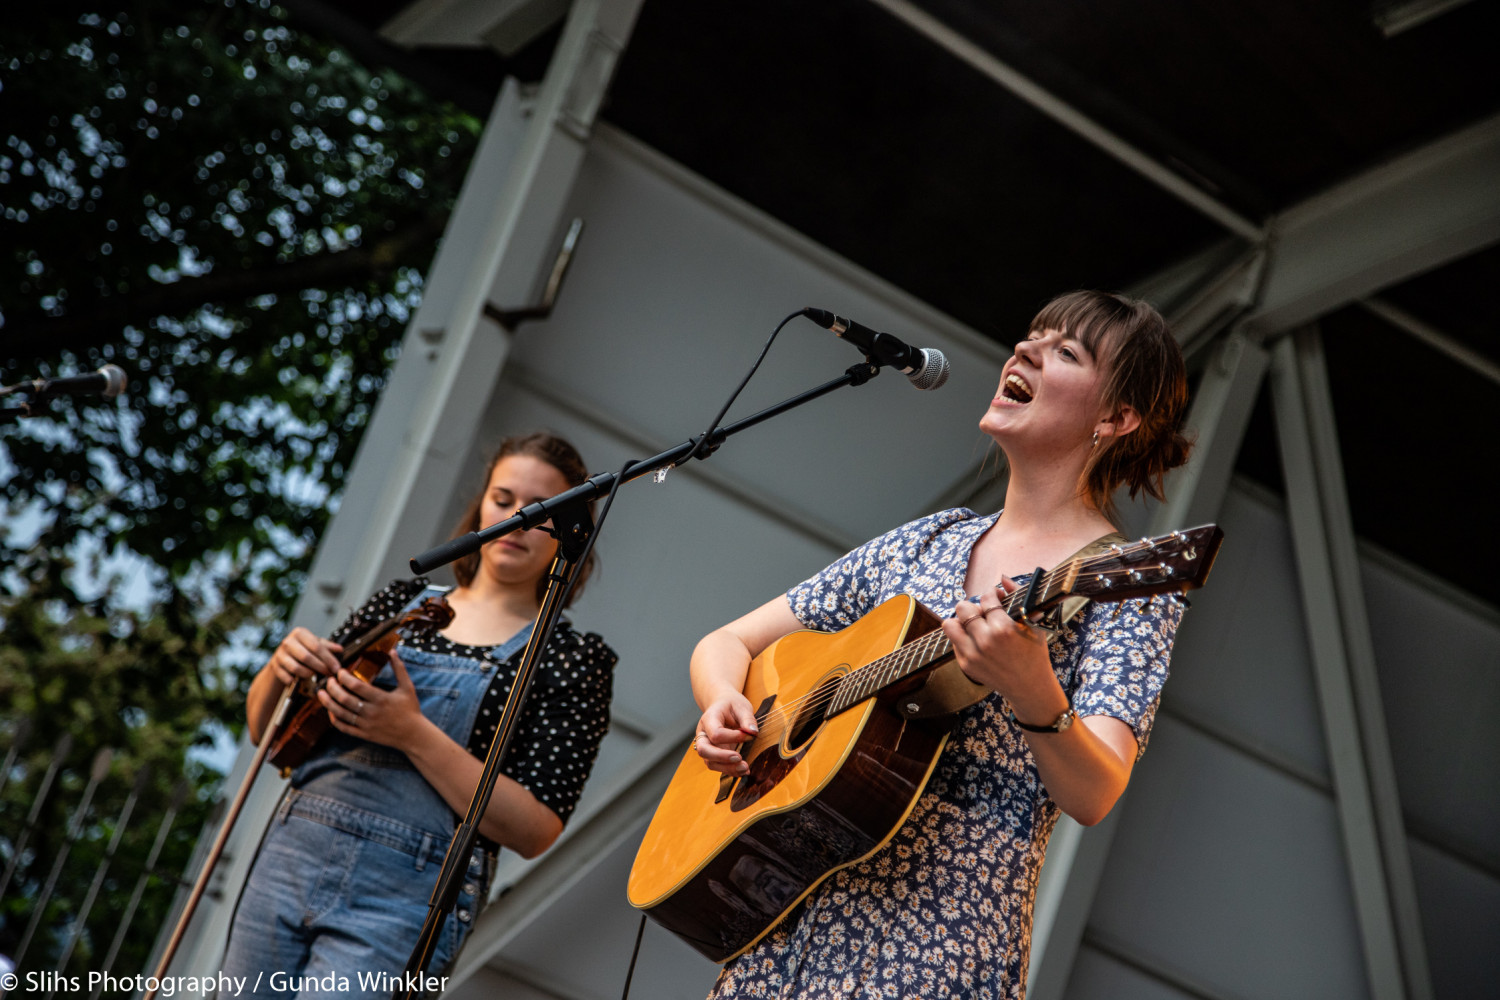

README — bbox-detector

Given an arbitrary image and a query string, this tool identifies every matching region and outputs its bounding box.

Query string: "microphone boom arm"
[410,360,881,574]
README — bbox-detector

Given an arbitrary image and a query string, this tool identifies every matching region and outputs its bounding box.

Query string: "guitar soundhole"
[785,676,838,754]
[730,673,843,812]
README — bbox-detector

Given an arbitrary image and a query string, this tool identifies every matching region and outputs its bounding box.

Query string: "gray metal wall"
[1070,481,1500,1000]
[443,127,1500,999]
[165,14,1500,989]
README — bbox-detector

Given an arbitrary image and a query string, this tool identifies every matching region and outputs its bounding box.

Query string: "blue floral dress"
[708,509,1182,1000]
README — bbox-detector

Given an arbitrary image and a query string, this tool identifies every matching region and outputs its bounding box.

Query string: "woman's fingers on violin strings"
[278,628,339,679]
[332,667,381,703]
[317,672,369,729]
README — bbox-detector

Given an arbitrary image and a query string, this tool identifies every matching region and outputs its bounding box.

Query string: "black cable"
[683,308,808,464]
[619,912,648,1000]
[558,452,632,609]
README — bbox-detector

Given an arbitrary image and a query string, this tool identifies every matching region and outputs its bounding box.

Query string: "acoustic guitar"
[627,525,1223,963]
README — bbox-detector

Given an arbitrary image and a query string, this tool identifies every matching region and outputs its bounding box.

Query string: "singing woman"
[692,291,1191,999]
[223,431,616,994]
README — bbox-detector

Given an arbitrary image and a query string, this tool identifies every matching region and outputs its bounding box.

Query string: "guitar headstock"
[1057,524,1224,604]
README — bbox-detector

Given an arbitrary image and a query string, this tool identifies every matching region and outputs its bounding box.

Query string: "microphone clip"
[0,378,48,419]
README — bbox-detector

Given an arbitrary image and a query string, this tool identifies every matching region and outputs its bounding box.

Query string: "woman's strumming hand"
[695,692,759,778]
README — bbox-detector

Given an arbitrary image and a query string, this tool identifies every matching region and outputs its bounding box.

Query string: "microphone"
[803,308,950,390]
[11,364,128,400]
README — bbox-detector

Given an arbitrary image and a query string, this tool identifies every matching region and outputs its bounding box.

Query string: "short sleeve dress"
[708,509,1182,1000]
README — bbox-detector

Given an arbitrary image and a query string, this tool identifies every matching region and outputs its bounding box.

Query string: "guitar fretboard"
[818,527,1215,719]
[824,572,1062,715]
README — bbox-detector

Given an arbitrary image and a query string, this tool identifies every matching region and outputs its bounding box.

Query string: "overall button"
[463,882,478,896]
[457,908,472,923]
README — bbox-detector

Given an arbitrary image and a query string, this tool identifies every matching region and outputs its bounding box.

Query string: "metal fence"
[1,721,200,999]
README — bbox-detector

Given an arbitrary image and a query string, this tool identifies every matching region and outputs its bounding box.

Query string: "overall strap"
[399,582,452,615]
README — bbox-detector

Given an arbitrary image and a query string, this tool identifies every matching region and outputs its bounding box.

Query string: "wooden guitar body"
[627,594,956,963]
[628,524,1223,964]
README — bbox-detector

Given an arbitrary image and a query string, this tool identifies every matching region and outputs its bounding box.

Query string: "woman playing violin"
[224,432,616,994]
[694,291,1192,999]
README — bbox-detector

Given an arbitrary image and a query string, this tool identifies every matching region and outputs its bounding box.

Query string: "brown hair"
[1028,290,1192,518]
[450,431,596,607]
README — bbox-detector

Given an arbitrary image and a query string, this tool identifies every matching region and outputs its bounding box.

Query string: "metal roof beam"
[1249,113,1500,336]
[381,0,569,55]
[1270,328,1431,1000]
[1359,297,1500,388]
[864,0,1263,241]
[1283,328,1433,1000]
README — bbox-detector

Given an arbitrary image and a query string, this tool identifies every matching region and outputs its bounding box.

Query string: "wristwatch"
[1009,706,1077,734]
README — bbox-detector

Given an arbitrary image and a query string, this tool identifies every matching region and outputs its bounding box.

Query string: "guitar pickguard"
[718,694,779,806]
[730,668,847,811]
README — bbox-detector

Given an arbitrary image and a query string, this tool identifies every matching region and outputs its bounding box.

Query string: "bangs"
[1028,290,1143,363]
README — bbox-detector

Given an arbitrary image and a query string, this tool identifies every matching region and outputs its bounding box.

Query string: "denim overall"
[222,589,535,997]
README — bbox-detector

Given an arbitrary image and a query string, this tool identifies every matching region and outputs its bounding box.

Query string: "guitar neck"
[827,627,954,715]
[824,525,1222,716]
[825,579,1052,715]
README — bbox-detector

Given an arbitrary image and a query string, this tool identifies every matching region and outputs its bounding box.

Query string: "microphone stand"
[397,359,882,997]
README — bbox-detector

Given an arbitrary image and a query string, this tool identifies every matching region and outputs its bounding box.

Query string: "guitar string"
[739,536,1200,737]
[747,554,1185,735]
[757,525,1209,730]
[743,528,1205,736]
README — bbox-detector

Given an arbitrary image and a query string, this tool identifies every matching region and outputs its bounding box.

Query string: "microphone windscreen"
[100,364,128,399]
[908,349,950,391]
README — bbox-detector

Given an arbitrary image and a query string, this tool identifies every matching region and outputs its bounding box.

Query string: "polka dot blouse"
[329,578,616,826]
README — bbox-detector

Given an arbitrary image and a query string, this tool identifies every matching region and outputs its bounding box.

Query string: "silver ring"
[355,699,364,715]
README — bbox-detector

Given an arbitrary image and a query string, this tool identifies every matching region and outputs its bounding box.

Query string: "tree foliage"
[0,0,481,976]
[0,547,256,978]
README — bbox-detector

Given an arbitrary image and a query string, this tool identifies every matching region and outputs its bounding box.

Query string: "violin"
[266,595,455,772]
